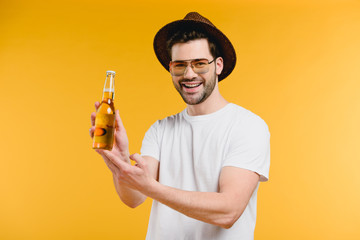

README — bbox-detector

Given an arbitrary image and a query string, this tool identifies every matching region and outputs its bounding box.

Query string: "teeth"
[183,83,201,88]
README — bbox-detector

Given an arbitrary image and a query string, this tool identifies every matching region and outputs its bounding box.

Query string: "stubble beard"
[174,70,217,105]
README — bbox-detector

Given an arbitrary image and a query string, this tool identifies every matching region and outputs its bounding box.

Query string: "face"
[170,39,223,105]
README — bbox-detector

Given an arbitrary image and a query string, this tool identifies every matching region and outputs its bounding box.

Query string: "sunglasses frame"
[169,58,216,76]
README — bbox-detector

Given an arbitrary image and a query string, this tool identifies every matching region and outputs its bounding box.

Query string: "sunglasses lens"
[169,59,212,76]
[170,62,187,76]
[192,59,209,74]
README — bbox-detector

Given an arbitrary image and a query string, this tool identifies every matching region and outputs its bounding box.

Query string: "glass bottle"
[92,70,116,150]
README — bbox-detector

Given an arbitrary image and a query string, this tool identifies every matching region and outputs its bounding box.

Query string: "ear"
[215,57,224,76]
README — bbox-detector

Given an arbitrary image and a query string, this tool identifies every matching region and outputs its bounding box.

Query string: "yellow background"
[1,0,359,239]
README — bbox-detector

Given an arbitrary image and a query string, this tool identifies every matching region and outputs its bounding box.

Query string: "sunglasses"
[169,58,216,76]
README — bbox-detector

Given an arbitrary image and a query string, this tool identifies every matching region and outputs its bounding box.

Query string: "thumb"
[115,110,125,131]
[130,153,144,168]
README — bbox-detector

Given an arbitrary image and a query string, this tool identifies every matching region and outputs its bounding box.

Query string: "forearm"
[113,175,147,208]
[143,181,242,228]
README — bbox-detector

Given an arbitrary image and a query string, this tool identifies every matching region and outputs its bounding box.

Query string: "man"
[90,12,270,240]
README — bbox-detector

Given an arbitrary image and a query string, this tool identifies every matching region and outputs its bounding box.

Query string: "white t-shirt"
[141,103,270,240]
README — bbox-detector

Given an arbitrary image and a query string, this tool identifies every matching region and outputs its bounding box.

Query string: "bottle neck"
[102,91,114,101]
[102,72,115,100]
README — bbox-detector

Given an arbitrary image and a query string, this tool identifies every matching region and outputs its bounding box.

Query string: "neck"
[186,84,229,116]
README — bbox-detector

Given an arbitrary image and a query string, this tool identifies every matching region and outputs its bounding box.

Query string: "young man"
[90,12,270,240]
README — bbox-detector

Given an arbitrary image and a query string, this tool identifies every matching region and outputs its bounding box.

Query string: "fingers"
[90,101,100,137]
[130,153,145,168]
[95,101,100,111]
[103,154,119,173]
[99,149,129,170]
[96,150,129,178]
[91,102,100,126]
[89,126,95,137]
[91,112,96,126]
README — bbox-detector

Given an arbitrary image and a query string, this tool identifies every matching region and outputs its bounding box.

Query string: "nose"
[183,64,198,79]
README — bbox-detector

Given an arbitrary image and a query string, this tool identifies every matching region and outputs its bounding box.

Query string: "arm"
[90,102,159,208]
[145,166,259,228]
[107,153,259,229]
[145,165,259,228]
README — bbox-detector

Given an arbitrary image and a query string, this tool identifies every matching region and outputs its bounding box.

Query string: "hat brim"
[154,20,236,81]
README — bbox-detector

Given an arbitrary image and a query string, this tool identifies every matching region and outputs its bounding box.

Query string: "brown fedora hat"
[153,12,236,81]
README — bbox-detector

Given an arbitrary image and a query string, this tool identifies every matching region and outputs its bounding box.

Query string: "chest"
[158,121,235,191]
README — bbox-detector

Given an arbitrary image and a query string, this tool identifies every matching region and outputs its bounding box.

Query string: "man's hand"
[94,151,158,193]
[90,102,131,175]
[125,153,158,192]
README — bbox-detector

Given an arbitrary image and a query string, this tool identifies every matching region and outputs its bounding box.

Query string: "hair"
[166,29,221,60]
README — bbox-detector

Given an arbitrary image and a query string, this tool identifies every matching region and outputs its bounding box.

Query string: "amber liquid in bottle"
[92,71,116,150]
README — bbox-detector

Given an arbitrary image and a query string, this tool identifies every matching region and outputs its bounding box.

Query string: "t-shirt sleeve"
[223,116,270,182]
[140,120,161,161]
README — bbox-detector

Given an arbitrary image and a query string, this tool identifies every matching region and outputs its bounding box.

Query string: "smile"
[182,83,202,88]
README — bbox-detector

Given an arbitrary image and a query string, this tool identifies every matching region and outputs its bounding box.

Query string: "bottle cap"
[106,70,116,74]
